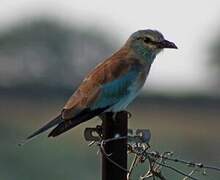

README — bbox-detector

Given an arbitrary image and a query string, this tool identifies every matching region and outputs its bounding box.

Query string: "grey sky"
[0,0,219,94]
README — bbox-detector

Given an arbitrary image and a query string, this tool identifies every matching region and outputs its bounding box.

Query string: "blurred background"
[0,0,220,179]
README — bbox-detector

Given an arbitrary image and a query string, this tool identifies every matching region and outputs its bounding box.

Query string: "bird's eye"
[143,37,152,43]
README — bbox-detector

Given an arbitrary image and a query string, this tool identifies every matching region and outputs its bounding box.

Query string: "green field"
[1,95,220,180]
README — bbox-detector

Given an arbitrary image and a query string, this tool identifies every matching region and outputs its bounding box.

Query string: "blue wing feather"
[91,69,140,110]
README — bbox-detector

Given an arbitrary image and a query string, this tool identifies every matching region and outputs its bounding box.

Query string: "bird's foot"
[120,110,132,118]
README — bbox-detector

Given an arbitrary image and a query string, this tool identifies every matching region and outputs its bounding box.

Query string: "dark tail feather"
[19,114,63,146]
[48,116,87,137]
[48,107,108,137]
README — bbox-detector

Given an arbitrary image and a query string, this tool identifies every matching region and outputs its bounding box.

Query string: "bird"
[23,29,177,144]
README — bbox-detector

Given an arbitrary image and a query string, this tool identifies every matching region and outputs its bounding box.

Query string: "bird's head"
[127,29,177,63]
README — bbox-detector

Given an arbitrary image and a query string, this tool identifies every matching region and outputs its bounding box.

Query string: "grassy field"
[0,94,220,180]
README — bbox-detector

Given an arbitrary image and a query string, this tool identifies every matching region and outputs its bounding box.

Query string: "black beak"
[158,40,178,49]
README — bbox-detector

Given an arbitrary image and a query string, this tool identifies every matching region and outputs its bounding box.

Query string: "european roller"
[25,29,177,141]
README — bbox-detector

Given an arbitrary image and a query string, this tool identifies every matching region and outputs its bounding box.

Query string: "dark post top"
[101,111,128,180]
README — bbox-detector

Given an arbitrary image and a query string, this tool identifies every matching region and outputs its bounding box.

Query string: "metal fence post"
[101,111,128,180]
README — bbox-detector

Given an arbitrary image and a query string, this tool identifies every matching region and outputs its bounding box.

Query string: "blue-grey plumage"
[23,29,177,141]
[92,61,151,112]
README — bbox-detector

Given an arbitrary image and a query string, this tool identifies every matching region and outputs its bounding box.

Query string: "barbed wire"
[88,134,220,180]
